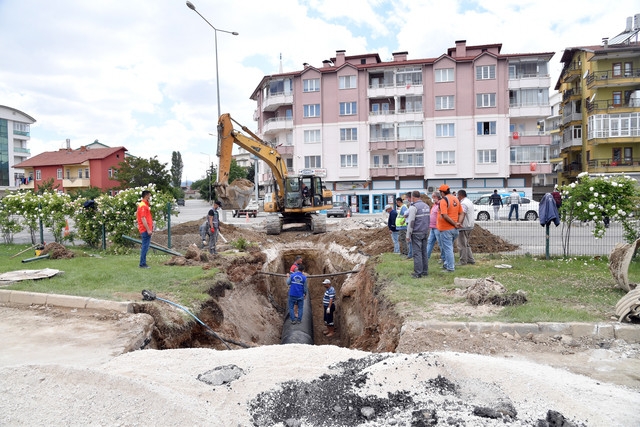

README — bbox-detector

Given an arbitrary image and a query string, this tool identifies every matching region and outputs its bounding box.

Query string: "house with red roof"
[15,145,127,193]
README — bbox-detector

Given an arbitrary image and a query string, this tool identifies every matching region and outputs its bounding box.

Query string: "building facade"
[0,105,36,189]
[14,144,127,193]
[555,15,640,185]
[250,41,553,213]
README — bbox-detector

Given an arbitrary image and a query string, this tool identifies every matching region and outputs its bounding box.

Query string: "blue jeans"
[410,232,429,276]
[426,228,443,261]
[288,295,304,322]
[391,230,399,253]
[508,204,519,220]
[439,228,459,271]
[139,231,151,267]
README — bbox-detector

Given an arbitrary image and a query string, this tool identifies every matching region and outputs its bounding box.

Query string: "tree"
[229,158,248,183]
[170,151,183,188]
[246,162,256,184]
[113,156,172,193]
[36,178,60,194]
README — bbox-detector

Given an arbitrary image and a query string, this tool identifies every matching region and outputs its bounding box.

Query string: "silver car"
[326,202,351,218]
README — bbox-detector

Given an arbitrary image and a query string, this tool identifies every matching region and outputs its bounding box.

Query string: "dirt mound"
[41,242,75,259]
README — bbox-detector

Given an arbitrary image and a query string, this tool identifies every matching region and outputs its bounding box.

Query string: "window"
[303,78,320,92]
[36,170,41,180]
[477,121,497,135]
[108,168,113,178]
[613,63,622,77]
[85,168,90,178]
[436,123,455,137]
[397,149,424,167]
[285,158,293,172]
[57,169,62,179]
[372,154,391,167]
[476,93,496,108]
[370,102,390,115]
[403,95,422,112]
[66,169,70,179]
[509,89,549,107]
[624,147,633,162]
[304,156,321,168]
[396,67,422,86]
[476,65,496,80]
[339,102,357,115]
[340,128,357,141]
[435,95,454,110]
[613,91,622,107]
[78,169,83,178]
[436,151,455,165]
[477,149,497,164]
[435,68,454,82]
[268,78,292,96]
[510,146,549,164]
[340,154,358,167]
[304,129,321,143]
[303,104,320,118]
[624,62,633,77]
[398,121,423,140]
[572,125,582,139]
[339,75,356,89]
[370,123,394,141]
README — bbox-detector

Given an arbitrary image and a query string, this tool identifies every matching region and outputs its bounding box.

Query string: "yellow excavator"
[215,113,333,235]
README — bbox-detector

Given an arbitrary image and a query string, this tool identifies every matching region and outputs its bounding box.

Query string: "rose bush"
[560,172,640,243]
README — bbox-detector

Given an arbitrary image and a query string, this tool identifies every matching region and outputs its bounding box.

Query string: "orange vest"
[436,194,462,231]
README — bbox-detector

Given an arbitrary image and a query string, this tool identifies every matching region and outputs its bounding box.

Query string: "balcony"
[262,91,293,112]
[560,136,582,151]
[369,165,424,178]
[263,117,293,134]
[369,139,424,151]
[13,147,30,154]
[63,177,91,188]
[561,112,582,126]
[507,74,551,89]
[277,144,294,155]
[586,69,640,89]
[510,163,552,175]
[562,87,582,102]
[586,98,640,114]
[510,132,550,146]
[19,181,34,190]
[368,110,395,124]
[509,103,551,118]
[561,162,583,178]
[562,61,582,83]
[367,82,423,98]
[588,158,640,173]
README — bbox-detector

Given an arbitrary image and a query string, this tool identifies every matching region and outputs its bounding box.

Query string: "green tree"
[170,151,183,188]
[228,158,248,183]
[113,156,172,193]
[68,186,103,201]
[36,178,60,194]
[246,162,256,184]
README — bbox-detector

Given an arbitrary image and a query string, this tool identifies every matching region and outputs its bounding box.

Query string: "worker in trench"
[322,279,336,337]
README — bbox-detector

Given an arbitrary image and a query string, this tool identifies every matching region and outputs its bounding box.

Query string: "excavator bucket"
[215,179,254,210]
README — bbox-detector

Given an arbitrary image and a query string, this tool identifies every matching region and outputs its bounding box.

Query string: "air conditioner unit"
[427,186,434,193]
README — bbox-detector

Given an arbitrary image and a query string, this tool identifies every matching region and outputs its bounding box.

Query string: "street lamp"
[200,152,212,203]
[186,1,238,157]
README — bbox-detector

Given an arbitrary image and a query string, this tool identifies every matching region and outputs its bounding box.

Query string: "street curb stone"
[0,290,133,313]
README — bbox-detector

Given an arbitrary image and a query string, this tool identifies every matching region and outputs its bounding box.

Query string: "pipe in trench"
[280,293,314,345]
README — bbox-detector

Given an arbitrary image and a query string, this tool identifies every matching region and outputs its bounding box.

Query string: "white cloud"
[0,0,635,183]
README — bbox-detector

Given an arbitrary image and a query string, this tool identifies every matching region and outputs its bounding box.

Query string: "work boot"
[326,326,335,337]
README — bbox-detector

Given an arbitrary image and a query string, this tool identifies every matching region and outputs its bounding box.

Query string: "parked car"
[232,199,259,218]
[326,202,351,218]
[176,198,185,206]
[473,194,540,221]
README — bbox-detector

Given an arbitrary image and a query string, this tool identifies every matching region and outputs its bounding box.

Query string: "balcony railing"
[588,158,640,168]
[587,99,640,112]
[586,69,640,87]
[587,127,640,139]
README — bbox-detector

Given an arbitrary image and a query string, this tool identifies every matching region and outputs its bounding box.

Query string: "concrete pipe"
[280,293,314,345]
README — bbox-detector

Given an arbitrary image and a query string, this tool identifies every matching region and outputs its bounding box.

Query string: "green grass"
[0,244,219,306]
[2,243,635,324]
[375,252,633,323]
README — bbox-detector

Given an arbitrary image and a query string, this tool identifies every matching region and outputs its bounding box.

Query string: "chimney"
[322,60,332,68]
[392,51,408,62]
[603,37,609,49]
[66,138,71,150]
[626,16,633,32]
[303,62,309,68]
[335,50,346,66]
[455,40,467,57]
[635,13,640,31]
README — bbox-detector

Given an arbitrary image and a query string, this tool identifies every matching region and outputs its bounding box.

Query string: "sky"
[0,0,636,184]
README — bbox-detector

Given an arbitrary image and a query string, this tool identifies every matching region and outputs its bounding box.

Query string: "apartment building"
[0,105,36,189]
[555,15,640,185]
[250,41,553,213]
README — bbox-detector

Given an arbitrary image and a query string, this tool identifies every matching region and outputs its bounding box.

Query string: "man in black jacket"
[489,189,503,221]
[385,204,399,253]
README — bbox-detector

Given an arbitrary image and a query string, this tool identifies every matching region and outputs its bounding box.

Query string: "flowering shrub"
[560,172,640,243]
[2,184,176,250]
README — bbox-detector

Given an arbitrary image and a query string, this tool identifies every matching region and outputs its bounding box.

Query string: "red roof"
[15,146,127,168]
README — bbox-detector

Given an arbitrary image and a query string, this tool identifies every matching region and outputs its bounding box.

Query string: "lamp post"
[186,1,238,157]
[201,152,212,203]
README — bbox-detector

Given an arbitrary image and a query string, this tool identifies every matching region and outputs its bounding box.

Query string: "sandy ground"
[2,212,640,426]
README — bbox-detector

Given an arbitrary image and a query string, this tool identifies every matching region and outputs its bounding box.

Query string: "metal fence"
[477,219,628,257]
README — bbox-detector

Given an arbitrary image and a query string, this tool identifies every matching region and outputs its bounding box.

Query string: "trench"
[134,243,403,353]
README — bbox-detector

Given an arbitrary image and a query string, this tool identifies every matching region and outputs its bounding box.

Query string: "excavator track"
[265,214,282,235]
[310,215,326,234]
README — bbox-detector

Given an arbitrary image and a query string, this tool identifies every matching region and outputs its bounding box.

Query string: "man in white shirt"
[457,190,475,265]
[508,189,521,221]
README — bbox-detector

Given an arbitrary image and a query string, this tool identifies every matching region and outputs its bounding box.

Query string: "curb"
[401,320,640,344]
[0,289,133,313]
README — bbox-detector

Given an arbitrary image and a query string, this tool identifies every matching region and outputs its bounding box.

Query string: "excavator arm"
[216,113,288,210]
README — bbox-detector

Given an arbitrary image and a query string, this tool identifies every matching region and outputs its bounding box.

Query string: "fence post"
[167,202,172,249]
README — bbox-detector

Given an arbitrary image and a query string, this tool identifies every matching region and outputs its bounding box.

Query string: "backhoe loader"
[215,113,332,235]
